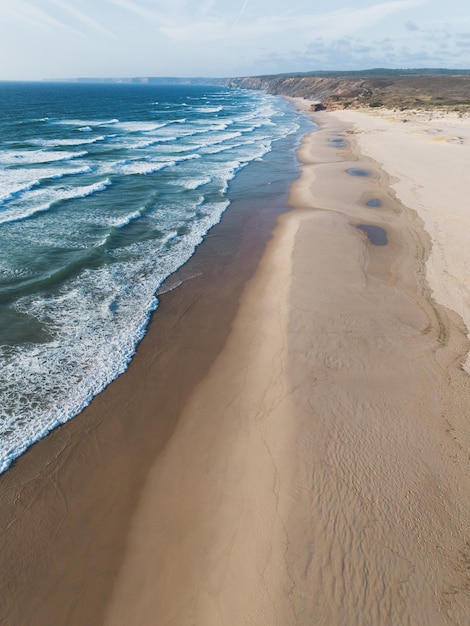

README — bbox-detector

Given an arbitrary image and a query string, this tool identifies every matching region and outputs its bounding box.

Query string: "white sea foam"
[0,85,305,473]
[111,136,167,150]
[0,149,88,166]
[0,178,39,204]
[30,136,106,147]
[132,138,164,149]
[176,176,212,190]
[115,121,167,133]
[190,121,230,131]
[55,118,120,127]
[193,105,223,113]
[111,152,200,176]
[199,143,242,155]
[18,117,50,124]
[0,179,111,225]
[0,165,93,204]
[174,153,201,162]
[185,131,243,151]
[111,159,175,176]
[108,210,143,229]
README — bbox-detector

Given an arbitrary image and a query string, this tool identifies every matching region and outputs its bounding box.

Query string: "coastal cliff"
[227,71,470,111]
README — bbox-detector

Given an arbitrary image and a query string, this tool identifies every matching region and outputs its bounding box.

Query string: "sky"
[0,0,469,80]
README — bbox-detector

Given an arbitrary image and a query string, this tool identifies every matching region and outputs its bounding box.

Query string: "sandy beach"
[2,104,470,625]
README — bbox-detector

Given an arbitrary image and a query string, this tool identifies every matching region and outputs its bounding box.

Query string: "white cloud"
[49,0,116,38]
[0,0,467,80]
[104,0,168,24]
[162,0,427,42]
[233,0,250,27]
[2,0,82,34]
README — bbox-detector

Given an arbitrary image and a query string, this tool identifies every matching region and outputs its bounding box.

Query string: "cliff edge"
[227,71,470,112]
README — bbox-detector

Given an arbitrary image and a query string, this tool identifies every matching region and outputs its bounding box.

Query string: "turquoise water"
[0,82,311,472]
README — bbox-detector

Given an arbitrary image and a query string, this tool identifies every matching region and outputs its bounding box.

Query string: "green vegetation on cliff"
[227,69,470,112]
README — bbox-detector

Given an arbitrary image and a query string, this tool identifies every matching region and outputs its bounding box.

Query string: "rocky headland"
[227,70,470,112]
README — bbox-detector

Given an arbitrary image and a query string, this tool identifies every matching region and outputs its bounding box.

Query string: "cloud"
[104,0,167,24]
[249,19,470,75]
[2,0,82,34]
[162,0,427,42]
[233,0,250,27]
[2,0,467,80]
[200,0,216,14]
[49,0,116,38]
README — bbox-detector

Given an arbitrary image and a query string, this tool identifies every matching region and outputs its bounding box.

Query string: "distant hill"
[231,68,470,80]
[227,69,470,111]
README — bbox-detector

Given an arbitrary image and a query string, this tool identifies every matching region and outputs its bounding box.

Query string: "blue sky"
[0,0,469,80]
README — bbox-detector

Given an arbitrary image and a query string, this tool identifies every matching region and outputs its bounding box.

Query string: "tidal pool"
[357,224,388,245]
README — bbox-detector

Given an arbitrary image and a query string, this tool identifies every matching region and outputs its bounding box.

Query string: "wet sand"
[0,174,287,625]
[2,106,470,625]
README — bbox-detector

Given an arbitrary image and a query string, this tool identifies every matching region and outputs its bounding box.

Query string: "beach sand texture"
[103,110,470,624]
[2,107,470,625]
[334,108,470,371]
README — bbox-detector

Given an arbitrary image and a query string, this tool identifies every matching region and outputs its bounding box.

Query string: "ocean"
[0,81,312,473]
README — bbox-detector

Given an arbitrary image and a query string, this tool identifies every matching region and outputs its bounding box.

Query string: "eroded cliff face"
[227,75,470,111]
[227,76,354,101]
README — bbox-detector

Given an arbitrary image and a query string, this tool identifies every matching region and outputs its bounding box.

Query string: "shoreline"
[0,135,296,624]
[2,104,470,624]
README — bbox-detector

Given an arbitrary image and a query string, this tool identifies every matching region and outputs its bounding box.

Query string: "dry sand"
[333,107,470,372]
[2,105,470,625]
[103,108,470,624]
